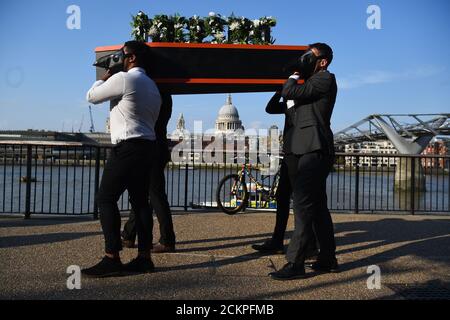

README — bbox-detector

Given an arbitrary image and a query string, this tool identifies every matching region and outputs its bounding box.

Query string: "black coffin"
[95,43,307,94]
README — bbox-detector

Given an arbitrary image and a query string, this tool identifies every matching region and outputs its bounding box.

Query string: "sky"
[0,0,449,134]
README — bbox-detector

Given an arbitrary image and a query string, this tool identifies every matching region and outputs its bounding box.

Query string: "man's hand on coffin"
[101,69,114,82]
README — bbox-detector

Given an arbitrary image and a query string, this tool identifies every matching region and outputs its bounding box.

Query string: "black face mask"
[93,49,126,73]
[297,50,323,79]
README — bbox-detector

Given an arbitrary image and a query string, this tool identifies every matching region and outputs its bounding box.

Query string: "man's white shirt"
[86,67,161,144]
[286,74,300,109]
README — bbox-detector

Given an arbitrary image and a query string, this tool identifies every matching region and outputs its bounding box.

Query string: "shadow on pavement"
[0,231,102,248]
[334,218,450,271]
[175,231,277,246]
[0,215,96,228]
[154,217,449,298]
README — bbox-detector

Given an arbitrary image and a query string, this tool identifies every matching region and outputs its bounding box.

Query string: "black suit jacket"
[265,93,296,154]
[281,70,337,155]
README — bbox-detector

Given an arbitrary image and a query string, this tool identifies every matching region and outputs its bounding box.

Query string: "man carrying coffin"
[270,43,338,280]
[83,41,161,277]
[121,92,176,253]
[251,93,319,259]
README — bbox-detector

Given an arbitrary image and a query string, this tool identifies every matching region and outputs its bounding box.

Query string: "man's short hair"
[123,40,149,64]
[309,42,333,65]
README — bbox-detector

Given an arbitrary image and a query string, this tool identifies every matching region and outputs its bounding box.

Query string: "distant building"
[215,94,243,134]
[343,139,450,168]
[106,117,111,134]
[171,113,189,138]
[421,138,449,168]
[0,130,80,143]
[0,130,111,146]
[344,141,398,167]
[268,125,281,150]
[167,95,280,165]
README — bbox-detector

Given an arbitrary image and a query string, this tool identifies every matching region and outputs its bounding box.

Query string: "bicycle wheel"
[216,174,248,215]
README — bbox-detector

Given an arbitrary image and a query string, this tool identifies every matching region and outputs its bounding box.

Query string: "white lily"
[149,27,159,36]
[209,12,216,17]
[229,22,239,31]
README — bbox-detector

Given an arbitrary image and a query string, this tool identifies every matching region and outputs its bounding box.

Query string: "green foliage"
[204,12,227,44]
[227,15,253,44]
[131,11,277,45]
[172,14,188,43]
[130,11,151,42]
[187,15,207,43]
[251,17,277,45]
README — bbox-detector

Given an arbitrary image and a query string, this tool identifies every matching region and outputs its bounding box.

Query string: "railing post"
[448,157,450,213]
[184,163,189,211]
[354,155,360,214]
[183,136,194,211]
[24,145,32,219]
[410,156,416,215]
[93,147,101,220]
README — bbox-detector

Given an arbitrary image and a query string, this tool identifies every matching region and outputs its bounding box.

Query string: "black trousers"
[122,152,175,246]
[272,156,318,252]
[271,157,294,245]
[96,139,156,254]
[286,151,336,265]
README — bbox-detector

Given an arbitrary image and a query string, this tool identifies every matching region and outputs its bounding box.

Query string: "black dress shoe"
[81,256,123,278]
[307,258,339,273]
[269,262,306,281]
[123,256,155,274]
[252,240,284,255]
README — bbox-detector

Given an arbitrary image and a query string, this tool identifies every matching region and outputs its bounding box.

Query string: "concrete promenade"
[1,211,449,300]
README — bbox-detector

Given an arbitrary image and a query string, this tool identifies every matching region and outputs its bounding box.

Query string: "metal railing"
[330,153,449,214]
[1,142,449,217]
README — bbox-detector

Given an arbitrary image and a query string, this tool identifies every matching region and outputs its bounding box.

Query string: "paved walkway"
[1,211,449,299]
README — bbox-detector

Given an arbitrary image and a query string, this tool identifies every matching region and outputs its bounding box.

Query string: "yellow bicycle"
[216,163,281,215]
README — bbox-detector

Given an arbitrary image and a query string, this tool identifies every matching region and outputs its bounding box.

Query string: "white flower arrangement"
[227,15,253,44]
[131,11,277,45]
[204,12,227,44]
[187,15,206,43]
[253,16,277,44]
[130,11,151,42]
[171,14,188,42]
[149,15,174,42]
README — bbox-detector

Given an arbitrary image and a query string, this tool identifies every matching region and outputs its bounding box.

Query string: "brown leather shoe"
[122,239,136,248]
[151,243,175,253]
